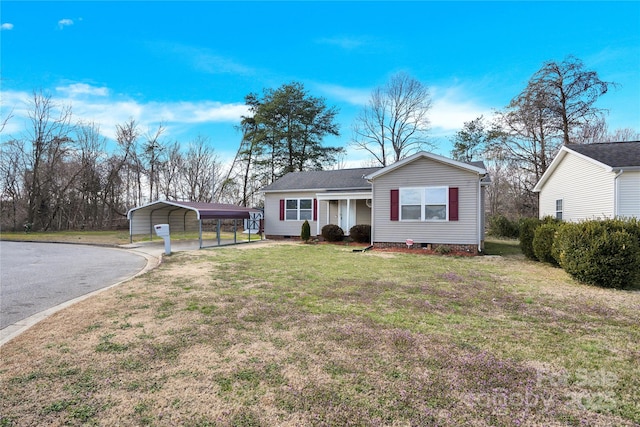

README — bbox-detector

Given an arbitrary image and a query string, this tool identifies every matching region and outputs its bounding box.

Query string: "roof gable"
[260,167,381,192]
[364,151,487,181]
[534,141,640,192]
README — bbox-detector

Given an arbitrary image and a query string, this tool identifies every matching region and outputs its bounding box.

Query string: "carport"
[127,200,261,249]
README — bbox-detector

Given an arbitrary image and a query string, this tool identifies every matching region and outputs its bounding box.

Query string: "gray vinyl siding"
[617,171,640,219]
[538,154,614,221]
[264,191,318,237]
[355,199,371,225]
[371,157,480,245]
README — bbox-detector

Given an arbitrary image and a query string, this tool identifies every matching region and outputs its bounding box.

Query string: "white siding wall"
[264,191,318,237]
[371,157,480,245]
[617,171,640,219]
[539,154,614,221]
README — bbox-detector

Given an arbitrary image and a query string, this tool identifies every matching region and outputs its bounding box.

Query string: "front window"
[425,187,447,220]
[400,187,448,221]
[286,198,313,221]
[400,189,422,220]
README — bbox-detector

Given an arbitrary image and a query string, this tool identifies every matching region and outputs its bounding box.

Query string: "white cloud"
[56,83,109,97]
[157,42,255,76]
[58,19,73,29]
[1,85,248,141]
[1,23,14,31]
[429,85,492,134]
[316,83,371,106]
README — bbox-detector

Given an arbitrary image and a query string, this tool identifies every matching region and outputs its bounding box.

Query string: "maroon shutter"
[313,199,318,221]
[390,189,399,221]
[449,187,459,221]
[279,199,285,221]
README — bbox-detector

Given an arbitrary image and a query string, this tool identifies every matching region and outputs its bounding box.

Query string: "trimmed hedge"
[519,216,559,261]
[321,224,344,242]
[518,217,542,260]
[488,215,520,239]
[552,219,640,289]
[533,222,560,265]
[349,224,371,243]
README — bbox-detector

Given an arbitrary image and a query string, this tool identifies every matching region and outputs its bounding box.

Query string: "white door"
[338,200,356,234]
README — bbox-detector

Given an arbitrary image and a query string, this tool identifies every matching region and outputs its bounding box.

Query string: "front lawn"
[1,243,638,426]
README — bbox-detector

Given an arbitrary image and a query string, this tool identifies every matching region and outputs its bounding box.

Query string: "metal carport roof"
[127,200,261,248]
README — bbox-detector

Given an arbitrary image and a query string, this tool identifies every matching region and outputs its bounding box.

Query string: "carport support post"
[198,220,203,249]
[233,219,237,244]
[217,219,221,246]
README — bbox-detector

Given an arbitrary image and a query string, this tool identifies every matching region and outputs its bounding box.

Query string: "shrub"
[321,224,344,242]
[553,220,640,289]
[533,222,560,265]
[518,217,542,260]
[488,215,519,238]
[349,224,371,243]
[300,220,311,242]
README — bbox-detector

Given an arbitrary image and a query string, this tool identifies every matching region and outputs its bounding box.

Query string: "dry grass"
[1,243,639,426]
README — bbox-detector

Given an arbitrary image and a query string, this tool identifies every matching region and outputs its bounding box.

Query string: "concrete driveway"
[0,241,152,344]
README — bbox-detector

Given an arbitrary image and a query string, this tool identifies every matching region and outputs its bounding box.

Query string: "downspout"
[614,170,624,218]
[129,211,133,243]
[477,177,482,253]
[369,181,375,246]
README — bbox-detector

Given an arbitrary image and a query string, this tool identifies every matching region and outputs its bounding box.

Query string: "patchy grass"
[484,237,523,257]
[0,230,132,245]
[0,229,261,246]
[1,242,638,426]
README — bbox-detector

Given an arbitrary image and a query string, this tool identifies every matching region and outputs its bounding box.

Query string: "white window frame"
[399,186,449,222]
[285,198,313,221]
[555,199,563,221]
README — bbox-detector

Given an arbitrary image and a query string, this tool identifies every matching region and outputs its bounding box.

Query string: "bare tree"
[607,128,640,142]
[73,121,107,228]
[158,141,182,200]
[528,56,615,145]
[351,72,432,166]
[0,138,26,230]
[494,85,560,184]
[181,135,219,202]
[142,124,166,202]
[23,91,75,230]
[113,119,140,209]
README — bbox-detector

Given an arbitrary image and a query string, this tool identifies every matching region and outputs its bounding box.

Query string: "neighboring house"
[260,151,490,253]
[533,141,640,221]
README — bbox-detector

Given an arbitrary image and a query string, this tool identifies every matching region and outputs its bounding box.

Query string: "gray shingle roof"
[567,141,640,168]
[261,167,381,192]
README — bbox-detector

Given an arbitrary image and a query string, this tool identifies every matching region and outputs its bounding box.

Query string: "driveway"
[0,241,150,343]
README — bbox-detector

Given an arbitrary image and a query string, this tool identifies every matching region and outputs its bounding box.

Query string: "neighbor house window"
[285,198,313,221]
[555,199,563,220]
[400,187,448,221]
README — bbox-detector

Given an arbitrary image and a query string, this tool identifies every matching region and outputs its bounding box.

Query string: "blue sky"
[2,1,639,167]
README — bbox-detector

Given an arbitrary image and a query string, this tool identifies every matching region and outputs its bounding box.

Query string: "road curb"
[0,248,161,347]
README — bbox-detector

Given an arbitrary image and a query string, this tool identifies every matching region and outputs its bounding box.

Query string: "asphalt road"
[0,241,148,330]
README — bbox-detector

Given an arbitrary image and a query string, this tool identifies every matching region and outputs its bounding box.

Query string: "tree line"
[1,94,226,231]
[1,55,637,232]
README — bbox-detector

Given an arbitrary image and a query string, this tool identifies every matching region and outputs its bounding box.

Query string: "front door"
[338,200,356,234]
